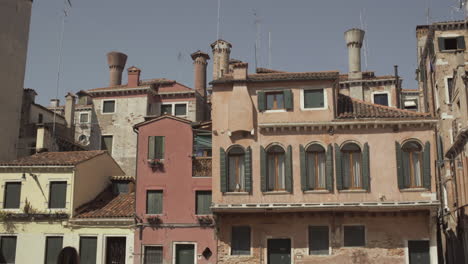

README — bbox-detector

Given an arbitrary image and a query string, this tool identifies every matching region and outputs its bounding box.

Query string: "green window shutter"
[457,36,466,50]
[148,136,155,159]
[284,89,293,110]
[260,146,267,192]
[335,144,343,190]
[0,236,17,264]
[257,91,265,112]
[395,142,405,189]
[49,182,67,209]
[79,237,97,264]
[438,37,445,51]
[196,191,212,215]
[299,145,307,191]
[423,141,431,189]
[362,143,370,191]
[285,145,293,193]
[147,190,163,214]
[326,144,334,192]
[220,148,227,193]
[45,237,63,264]
[4,182,21,209]
[244,147,252,193]
[155,136,165,159]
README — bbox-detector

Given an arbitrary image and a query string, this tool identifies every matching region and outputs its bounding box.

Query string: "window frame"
[100,135,114,155]
[265,91,285,111]
[3,181,22,209]
[79,235,98,264]
[402,141,424,188]
[101,99,116,114]
[48,181,68,209]
[44,235,64,264]
[146,190,163,215]
[227,146,246,192]
[171,242,197,264]
[308,225,331,256]
[0,235,17,264]
[342,224,366,247]
[79,112,90,124]
[160,102,189,117]
[305,144,327,190]
[341,143,363,190]
[266,145,286,191]
[300,88,327,110]
[195,190,212,215]
[142,244,163,264]
[230,226,252,256]
[372,92,391,107]
[444,76,454,105]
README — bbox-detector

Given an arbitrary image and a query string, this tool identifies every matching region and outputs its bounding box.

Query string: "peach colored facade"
[134,116,216,264]
[211,62,440,264]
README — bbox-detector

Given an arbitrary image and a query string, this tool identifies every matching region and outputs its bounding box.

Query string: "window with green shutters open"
[309,226,329,255]
[231,226,251,255]
[220,146,252,194]
[396,140,431,190]
[196,191,212,215]
[335,143,370,191]
[4,182,21,209]
[48,181,67,209]
[148,136,165,160]
[438,36,466,52]
[303,89,325,109]
[0,236,17,264]
[257,90,293,112]
[146,190,163,214]
[144,246,163,264]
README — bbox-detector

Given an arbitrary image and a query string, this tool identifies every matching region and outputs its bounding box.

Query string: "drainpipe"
[394,65,401,109]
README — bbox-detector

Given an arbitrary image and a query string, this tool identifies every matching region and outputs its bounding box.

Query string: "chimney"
[23,89,37,105]
[107,51,128,86]
[344,28,365,79]
[191,51,210,121]
[211,39,232,80]
[65,93,76,131]
[127,66,141,87]
[233,62,248,80]
[50,99,60,108]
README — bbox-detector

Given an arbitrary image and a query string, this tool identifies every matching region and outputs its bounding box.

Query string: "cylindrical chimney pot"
[344,29,365,73]
[107,51,128,86]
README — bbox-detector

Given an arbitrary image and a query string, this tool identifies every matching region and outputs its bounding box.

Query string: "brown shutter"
[300,145,307,191]
[220,148,227,193]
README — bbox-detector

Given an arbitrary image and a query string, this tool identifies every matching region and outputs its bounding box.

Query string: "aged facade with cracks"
[210,30,440,264]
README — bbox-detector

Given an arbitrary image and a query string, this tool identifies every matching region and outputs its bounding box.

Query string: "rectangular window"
[148,136,165,160]
[48,181,67,209]
[0,236,17,263]
[38,113,44,124]
[144,246,163,264]
[161,104,172,115]
[343,226,365,247]
[4,182,21,209]
[309,226,329,255]
[266,92,284,110]
[447,77,454,103]
[303,89,325,109]
[373,94,389,106]
[79,237,97,264]
[174,104,187,116]
[44,236,63,264]
[439,36,466,51]
[267,151,285,191]
[79,113,89,123]
[196,191,212,215]
[228,153,245,191]
[101,135,113,155]
[102,100,115,113]
[146,190,163,214]
[231,226,251,255]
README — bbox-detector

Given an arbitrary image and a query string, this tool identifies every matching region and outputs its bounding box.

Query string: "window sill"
[145,214,164,217]
[263,191,290,195]
[1,208,21,212]
[224,192,249,195]
[263,109,287,113]
[304,190,330,194]
[338,189,368,193]
[440,49,465,53]
[399,188,429,192]
[301,107,327,111]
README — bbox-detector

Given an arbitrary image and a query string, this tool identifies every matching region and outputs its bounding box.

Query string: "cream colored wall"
[30,104,67,125]
[0,221,134,264]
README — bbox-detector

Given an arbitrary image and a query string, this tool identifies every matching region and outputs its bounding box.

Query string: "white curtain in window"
[268,155,276,190]
[278,154,285,189]
[343,154,350,188]
[307,153,316,189]
[412,152,422,187]
[238,159,245,191]
[317,153,326,189]
[228,156,237,191]
[352,152,361,188]
[229,156,245,191]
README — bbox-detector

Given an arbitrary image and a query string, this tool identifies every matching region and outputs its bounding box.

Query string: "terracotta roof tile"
[75,187,134,218]
[211,71,339,84]
[0,150,107,166]
[337,94,430,119]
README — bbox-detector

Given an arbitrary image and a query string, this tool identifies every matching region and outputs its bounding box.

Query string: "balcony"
[192,157,211,177]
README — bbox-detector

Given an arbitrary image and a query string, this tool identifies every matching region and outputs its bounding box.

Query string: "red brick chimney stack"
[127,66,141,87]
[191,50,210,121]
[107,51,128,86]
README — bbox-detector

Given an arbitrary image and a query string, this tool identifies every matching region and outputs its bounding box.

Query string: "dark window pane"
[44,237,63,264]
[144,246,163,264]
[112,182,129,194]
[447,78,454,102]
[80,113,89,123]
[49,182,67,209]
[231,226,250,255]
[101,136,113,155]
[374,94,389,106]
[80,237,97,264]
[196,191,212,215]
[408,240,430,264]
[343,226,365,247]
[175,104,187,116]
[103,101,115,113]
[4,182,21,209]
[0,236,17,263]
[444,38,458,50]
[309,226,329,255]
[154,137,165,160]
[266,92,284,110]
[161,105,172,115]
[147,190,163,214]
[304,89,324,108]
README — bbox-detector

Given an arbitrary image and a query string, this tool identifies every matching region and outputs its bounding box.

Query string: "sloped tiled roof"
[75,186,134,219]
[256,67,287,74]
[211,71,339,84]
[0,150,107,166]
[337,94,430,119]
[134,114,192,129]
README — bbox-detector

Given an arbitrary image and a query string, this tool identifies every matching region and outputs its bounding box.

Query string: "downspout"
[132,126,142,257]
[394,65,401,109]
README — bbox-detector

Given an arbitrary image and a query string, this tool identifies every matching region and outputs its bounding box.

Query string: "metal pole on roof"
[216,0,221,40]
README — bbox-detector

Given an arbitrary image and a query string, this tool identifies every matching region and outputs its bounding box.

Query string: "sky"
[24,0,466,105]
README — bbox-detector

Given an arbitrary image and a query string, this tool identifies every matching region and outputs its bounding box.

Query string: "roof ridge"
[346,95,430,116]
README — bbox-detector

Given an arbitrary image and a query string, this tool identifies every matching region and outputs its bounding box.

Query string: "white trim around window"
[101,99,116,114]
[46,179,70,210]
[161,101,189,117]
[300,87,327,111]
[172,242,197,264]
[142,244,163,264]
[404,239,432,264]
[371,91,391,107]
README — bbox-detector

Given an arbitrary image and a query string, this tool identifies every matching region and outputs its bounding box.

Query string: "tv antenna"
[253,9,261,70]
[360,9,369,71]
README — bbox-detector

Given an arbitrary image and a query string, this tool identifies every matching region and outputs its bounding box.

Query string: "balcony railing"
[192,157,212,177]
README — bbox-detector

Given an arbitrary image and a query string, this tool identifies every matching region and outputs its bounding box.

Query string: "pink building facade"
[133,115,215,264]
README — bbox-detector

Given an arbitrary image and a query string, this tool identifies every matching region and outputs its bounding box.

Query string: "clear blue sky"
[25,0,466,105]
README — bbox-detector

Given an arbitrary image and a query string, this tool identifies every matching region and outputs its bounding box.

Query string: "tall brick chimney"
[127,66,141,87]
[344,28,365,78]
[64,93,76,138]
[191,51,210,121]
[211,39,232,80]
[107,51,128,86]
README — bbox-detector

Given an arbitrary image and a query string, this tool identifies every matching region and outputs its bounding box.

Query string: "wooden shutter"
[285,145,293,193]
[260,146,267,192]
[49,182,67,208]
[80,237,97,264]
[395,141,405,189]
[45,237,63,264]
[196,191,212,215]
[326,144,334,192]
[457,36,466,50]
[438,37,446,51]
[4,182,21,209]
[335,144,343,190]
[155,136,165,159]
[299,145,307,191]
[284,89,293,110]
[423,141,431,189]
[0,236,17,264]
[257,91,265,111]
[220,148,227,193]
[144,246,163,264]
[147,190,163,214]
[244,147,252,193]
[148,136,156,159]
[362,143,370,191]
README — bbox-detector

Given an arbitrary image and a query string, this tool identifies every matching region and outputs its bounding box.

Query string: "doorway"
[174,244,195,264]
[267,239,291,264]
[105,237,126,264]
[408,240,430,264]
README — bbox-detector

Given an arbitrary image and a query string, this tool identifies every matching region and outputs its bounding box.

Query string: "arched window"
[402,141,423,188]
[341,143,362,189]
[306,144,326,189]
[228,146,245,192]
[267,145,285,191]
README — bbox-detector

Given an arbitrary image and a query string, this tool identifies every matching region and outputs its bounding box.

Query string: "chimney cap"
[191,50,210,60]
[229,58,242,64]
[65,92,76,98]
[210,39,232,49]
[76,90,90,96]
[127,66,141,73]
[24,88,38,95]
[107,51,128,67]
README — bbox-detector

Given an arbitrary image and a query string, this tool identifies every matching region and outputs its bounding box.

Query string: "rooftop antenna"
[360,9,369,71]
[216,0,221,40]
[426,0,431,24]
[268,31,272,69]
[253,9,261,70]
[52,0,72,136]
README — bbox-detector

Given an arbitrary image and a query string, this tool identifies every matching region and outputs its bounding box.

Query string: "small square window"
[266,92,284,110]
[195,191,212,215]
[343,225,365,247]
[444,38,458,50]
[79,113,89,123]
[161,104,172,115]
[147,190,163,214]
[373,94,389,106]
[144,246,163,264]
[175,104,187,116]
[148,136,165,160]
[304,89,325,108]
[103,100,115,113]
